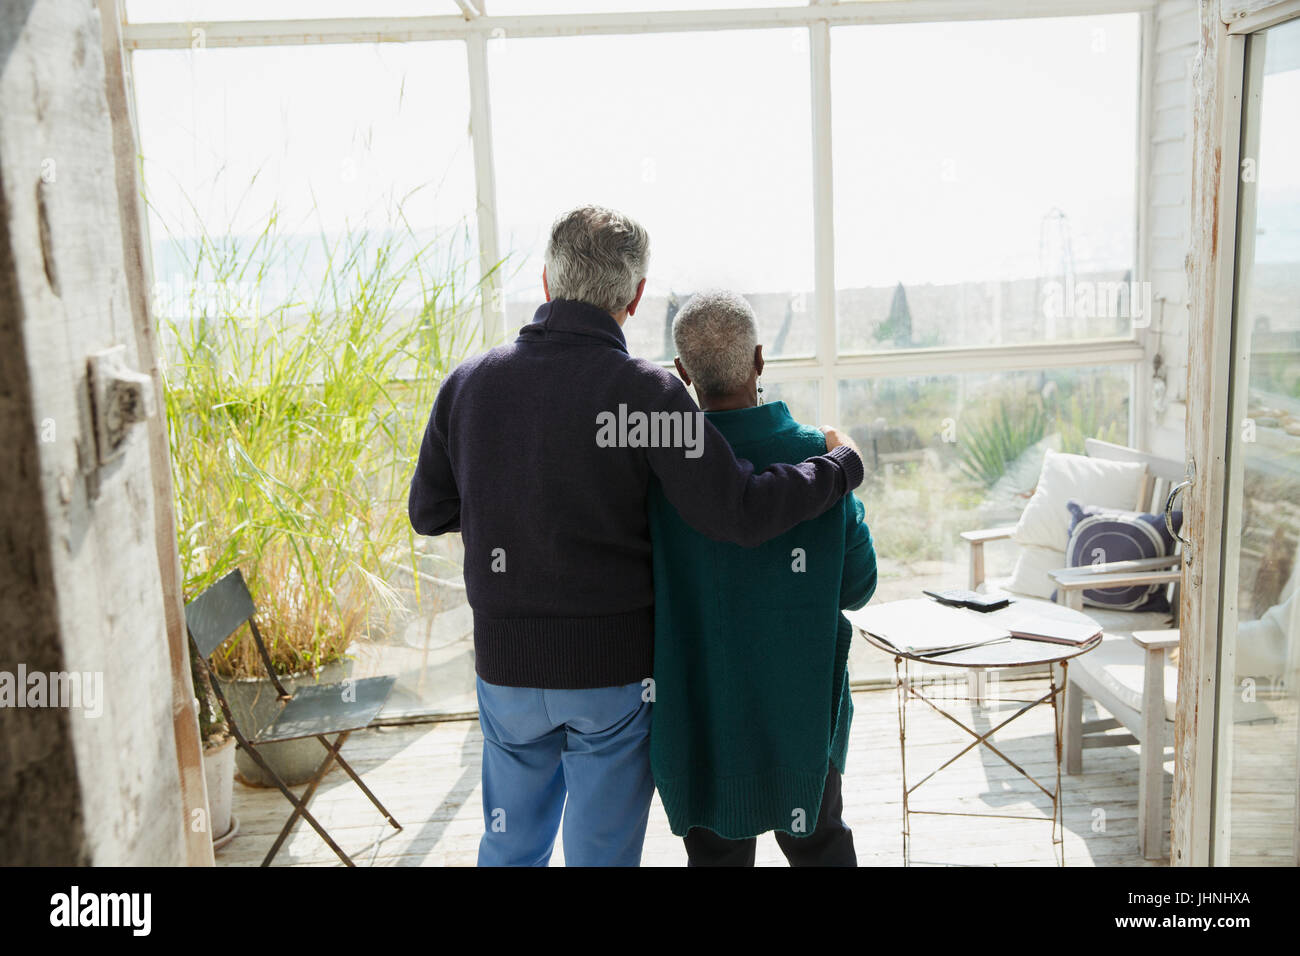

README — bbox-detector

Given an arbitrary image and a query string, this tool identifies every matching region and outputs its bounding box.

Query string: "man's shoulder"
[464,342,516,370]
[620,357,692,405]
[441,343,515,386]
[624,356,678,384]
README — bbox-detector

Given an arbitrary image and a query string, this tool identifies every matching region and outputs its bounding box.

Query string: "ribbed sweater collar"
[703,401,797,446]
[517,298,629,353]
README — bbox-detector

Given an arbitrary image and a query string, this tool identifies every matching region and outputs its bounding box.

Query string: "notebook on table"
[996,609,1101,646]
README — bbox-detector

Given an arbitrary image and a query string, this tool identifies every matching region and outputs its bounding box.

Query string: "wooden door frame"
[97,0,213,866]
[1173,0,1298,867]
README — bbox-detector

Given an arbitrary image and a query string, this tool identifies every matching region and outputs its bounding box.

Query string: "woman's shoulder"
[783,418,830,456]
[734,417,831,468]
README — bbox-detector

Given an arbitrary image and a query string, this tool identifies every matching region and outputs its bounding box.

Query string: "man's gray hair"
[544,205,650,314]
[672,290,759,396]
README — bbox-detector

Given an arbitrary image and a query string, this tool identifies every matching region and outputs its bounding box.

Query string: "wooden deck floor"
[216,678,1168,867]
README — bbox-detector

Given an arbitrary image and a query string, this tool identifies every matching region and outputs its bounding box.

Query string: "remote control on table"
[922,588,1012,612]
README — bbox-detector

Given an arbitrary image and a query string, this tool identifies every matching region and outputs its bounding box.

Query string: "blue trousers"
[475,676,654,867]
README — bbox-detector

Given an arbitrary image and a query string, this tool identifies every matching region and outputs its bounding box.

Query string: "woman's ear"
[754,344,765,378]
[673,357,692,387]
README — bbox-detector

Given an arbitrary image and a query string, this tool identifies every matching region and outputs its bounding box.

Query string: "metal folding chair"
[185,568,401,866]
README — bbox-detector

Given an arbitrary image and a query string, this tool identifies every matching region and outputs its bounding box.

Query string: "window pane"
[839,365,1132,682]
[133,42,477,311]
[1215,16,1300,865]
[763,379,820,427]
[489,29,815,361]
[832,15,1140,352]
[125,1,455,22]
[134,43,481,721]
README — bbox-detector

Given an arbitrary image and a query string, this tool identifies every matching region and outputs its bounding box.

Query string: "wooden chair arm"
[1050,567,1181,591]
[960,526,1017,544]
[1131,628,1180,651]
[1050,554,1180,587]
[961,526,1017,590]
[1052,554,1180,577]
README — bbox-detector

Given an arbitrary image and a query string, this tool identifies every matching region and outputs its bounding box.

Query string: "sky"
[1255,21,1300,265]
[129,11,1239,311]
[125,0,806,19]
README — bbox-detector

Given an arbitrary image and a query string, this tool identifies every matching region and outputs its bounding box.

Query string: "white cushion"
[1077,633,1178,722]
[1006,544,1067,600]
[1077,606,1169,634]
[1013,450,1147,553]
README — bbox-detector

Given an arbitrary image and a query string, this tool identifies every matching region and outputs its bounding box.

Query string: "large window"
[124,2,1151,708]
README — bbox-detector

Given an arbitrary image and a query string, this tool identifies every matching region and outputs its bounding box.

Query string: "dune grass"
[160,206,490,678]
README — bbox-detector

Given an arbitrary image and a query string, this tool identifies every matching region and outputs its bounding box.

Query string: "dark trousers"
[683,766,857,867]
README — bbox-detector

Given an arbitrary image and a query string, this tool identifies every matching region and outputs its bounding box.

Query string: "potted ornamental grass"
[162,201,485,785]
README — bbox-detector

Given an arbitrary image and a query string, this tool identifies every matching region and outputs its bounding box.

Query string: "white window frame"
[117,0,1156,429]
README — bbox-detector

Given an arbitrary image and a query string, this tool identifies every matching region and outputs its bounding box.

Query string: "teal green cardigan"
[648,401,877,840]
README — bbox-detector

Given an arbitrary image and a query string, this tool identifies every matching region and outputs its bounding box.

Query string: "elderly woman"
[648,289,878,866]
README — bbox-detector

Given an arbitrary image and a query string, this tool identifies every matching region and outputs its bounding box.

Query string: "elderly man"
[649,290,877,866]
[409,205,864,867]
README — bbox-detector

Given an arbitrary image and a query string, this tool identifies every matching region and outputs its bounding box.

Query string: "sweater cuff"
[826,444,865,491]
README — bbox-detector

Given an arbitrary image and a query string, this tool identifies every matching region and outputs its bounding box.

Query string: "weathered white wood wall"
[0,0,205,865]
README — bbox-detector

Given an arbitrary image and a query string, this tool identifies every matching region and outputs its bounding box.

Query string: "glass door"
[1212,14,1300,866]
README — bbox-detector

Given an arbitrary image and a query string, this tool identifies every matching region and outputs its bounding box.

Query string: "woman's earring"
[757,377,765,406]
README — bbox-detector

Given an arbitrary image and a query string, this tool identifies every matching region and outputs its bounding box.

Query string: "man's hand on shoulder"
[819,425,860,458]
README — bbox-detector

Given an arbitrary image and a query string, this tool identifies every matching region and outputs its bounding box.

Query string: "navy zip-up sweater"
[408,298,865,689]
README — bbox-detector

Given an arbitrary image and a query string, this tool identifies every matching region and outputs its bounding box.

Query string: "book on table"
[843,599,1012,657]
[999,614,1101,646]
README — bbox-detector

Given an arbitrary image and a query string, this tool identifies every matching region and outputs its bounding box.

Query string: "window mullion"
[466,22,503,346]
[810,4,835,425]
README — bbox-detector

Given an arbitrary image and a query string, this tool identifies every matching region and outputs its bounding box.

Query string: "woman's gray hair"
[672,290,759,396]
[544,205,650,314]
